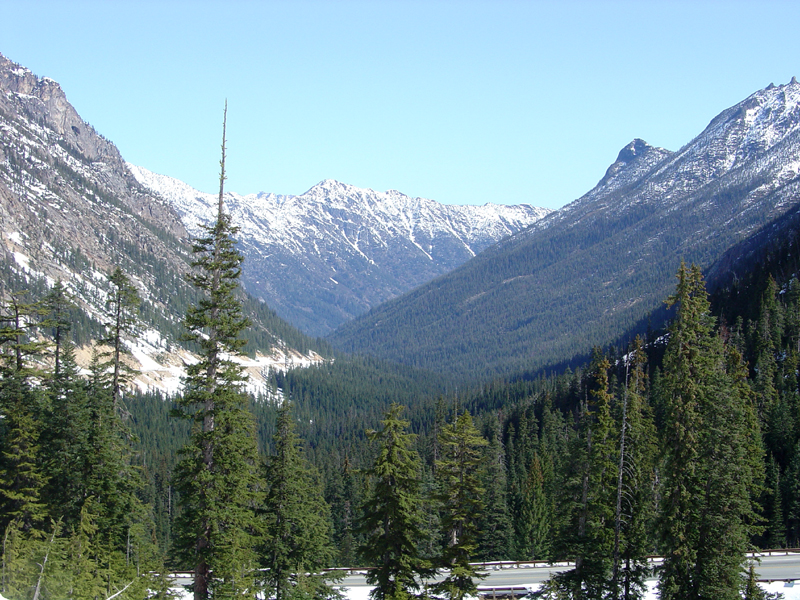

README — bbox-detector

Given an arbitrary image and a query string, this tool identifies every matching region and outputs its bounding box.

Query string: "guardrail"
[470,548,800,571]
[163,549,800,590]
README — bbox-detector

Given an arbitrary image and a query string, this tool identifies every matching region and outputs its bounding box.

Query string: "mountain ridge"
[130,166,551,336]
[329,78,800,379]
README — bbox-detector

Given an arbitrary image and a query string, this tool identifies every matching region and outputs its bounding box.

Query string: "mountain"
[329,78,800,379]
[130,168,551,336]
[0,52,326,392]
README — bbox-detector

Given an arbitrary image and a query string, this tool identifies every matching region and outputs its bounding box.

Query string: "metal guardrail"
[163,549,800,591]
[476,585,532,599]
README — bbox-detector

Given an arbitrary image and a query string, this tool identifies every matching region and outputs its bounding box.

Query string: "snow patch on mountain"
[129,166,552,335]
[128,168,550,255]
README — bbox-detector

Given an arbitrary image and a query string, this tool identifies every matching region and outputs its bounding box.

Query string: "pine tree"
[260,400,338,600]
[40,279,74,378]
[658,263,764,600]
[476,416,512,561]
[0,380,47,533]
[551,352,619,600]
[518,451,551,561]
[1,518,69,600]
[767,455,786,548]
[0,291,47,375]
[40,342,91,528]
[358,403,431,600]
[0,292,48,534]
[100,266,141,414]
[80,347,142,553]
[612,336,657,600]
[172,103,262,599]
[785,441,800,547]
[325,455,362,568]
[431,410,488,600]
[69,497,110,600]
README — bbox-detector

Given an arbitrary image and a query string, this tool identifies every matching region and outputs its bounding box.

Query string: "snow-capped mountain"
[0,52,324,392]
[331,77,800,378]
[129,167,551,336]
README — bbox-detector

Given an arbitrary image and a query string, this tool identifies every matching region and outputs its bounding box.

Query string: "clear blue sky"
[2,0,799,209]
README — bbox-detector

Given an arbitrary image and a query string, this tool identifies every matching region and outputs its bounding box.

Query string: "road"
[167,553,800,598]
[337,552,800,595]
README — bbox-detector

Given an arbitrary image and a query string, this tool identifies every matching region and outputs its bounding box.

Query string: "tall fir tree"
[431,410,488,600]
[358,404,431,600]
[612,336,657,600]
[40,342,90,528]
[173,103,262,599]
[40,279,73,378]
[476,416,512,561]
[259,400,338,600]
[0,292,48,534]
[99,267,141,414]
[658,263,764,600]
[552,352,618,600]
[518,451,551,561]
[0,380,47,534]
[81,348,140,554]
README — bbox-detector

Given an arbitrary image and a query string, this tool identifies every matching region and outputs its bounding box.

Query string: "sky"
[2,0,800,209]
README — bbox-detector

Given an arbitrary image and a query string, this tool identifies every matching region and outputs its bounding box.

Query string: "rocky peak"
[132,166,550,336]
[594,138,672,193]
[615,138,652,163]
[0,52,119,163]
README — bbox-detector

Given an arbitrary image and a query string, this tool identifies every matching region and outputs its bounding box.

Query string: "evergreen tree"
[476,416,512,561]
[260,400,338,600]
[0,379,47,533]
[40,342,91,528]
[417,464,443,564]
[612,336,657,600]
[551,353,619,600]
[431,410,488,600]
[172,104,262,599]
[325,455,362,568]
[100,266,141,414]
[40,280,74,378]
[741,562,784,600]
[518,451,551,561]
[358,404,431,600]
[0,292,48,534]
[763,454,786,548]
[658,263,764,600]
[1,518,69,600]
[538,396,568,560]
[80,348,140,553]
[785,441,800,547]
[0,291,47,375]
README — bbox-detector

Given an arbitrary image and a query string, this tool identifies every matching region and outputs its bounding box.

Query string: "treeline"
[4,258,798,599]
[308,260,796,600]
[0,277,173,598]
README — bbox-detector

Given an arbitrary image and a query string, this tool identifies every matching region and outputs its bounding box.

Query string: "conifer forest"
[3,121,800,600]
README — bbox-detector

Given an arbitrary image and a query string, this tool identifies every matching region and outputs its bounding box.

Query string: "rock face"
[330,78,800,379]
[0,52,327,391]
[0,52,188,289]
[131,168,551,336]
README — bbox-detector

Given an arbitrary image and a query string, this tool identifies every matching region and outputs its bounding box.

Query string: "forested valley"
[4,130,800,600]
[4,239,800,600]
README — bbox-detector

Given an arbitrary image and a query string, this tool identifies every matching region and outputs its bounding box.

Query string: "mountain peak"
[306,179,414,203]
[595,138,671,191]
[133,168,550,335]
[615,138,653,163]
[330,79,800,378]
